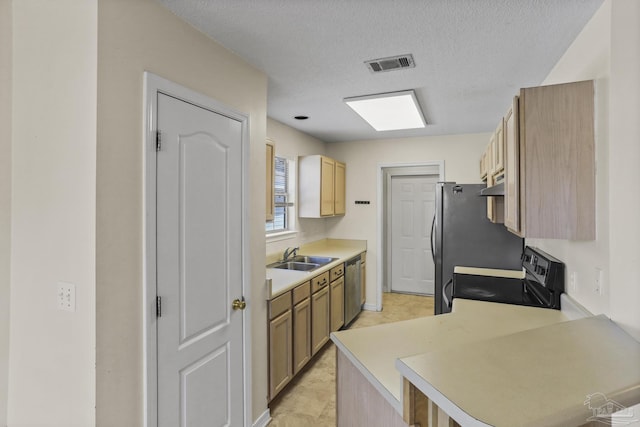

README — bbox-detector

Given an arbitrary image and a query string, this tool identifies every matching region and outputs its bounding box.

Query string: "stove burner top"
[450,246,565,310]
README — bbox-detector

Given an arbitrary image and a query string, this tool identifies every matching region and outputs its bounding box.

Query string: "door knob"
[232,298,246,311]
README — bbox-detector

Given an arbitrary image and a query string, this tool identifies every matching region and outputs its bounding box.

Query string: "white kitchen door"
[390,175,437,295]
[156,92,245,426]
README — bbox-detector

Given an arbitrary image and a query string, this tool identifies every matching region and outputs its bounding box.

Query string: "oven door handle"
[442,278,453,309]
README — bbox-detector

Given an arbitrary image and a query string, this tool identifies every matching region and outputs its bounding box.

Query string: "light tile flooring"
[268,292,435,427]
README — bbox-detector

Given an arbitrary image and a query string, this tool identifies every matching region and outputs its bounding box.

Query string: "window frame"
[266,155,296,240]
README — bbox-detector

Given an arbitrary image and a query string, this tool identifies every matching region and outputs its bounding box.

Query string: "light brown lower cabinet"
[268,309,292,399]
[311,285,330,355]
[292,296,311,374]
[330,276,345,332]
[361,253,366,306]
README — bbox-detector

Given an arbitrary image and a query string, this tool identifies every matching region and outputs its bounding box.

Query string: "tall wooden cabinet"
[299,155,346,218]
[505,80,595,240]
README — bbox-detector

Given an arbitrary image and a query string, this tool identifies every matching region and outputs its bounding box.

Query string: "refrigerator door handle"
[443,278,453,309]
[430,213,436,263]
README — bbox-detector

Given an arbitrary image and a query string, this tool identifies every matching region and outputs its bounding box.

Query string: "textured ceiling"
[158,0,603,142]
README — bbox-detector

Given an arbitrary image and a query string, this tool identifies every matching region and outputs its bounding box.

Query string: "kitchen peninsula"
[331,298,640,427]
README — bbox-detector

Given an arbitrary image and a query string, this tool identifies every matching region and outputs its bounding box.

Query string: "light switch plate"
[57,282,76,312]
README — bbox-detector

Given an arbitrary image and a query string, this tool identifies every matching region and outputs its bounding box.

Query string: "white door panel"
[156,92,244,427]
[391,175,437,295]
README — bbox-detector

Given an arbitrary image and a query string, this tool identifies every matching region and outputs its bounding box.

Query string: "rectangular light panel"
[344,90,426,131]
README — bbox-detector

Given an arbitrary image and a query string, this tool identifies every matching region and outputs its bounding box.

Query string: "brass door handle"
[232,298,246,311]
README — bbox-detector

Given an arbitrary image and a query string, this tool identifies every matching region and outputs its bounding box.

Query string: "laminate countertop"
[332,297,640,426]
[331,299,569,414]
[266,238,366,298]
[396,314,640,427]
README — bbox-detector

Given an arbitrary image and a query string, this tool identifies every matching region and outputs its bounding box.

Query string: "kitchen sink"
[267,254,338,272]
[288,255,337,265]
[271,261,320,271]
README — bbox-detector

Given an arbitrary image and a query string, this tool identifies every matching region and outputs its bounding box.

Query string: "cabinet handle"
[319,278,327,286]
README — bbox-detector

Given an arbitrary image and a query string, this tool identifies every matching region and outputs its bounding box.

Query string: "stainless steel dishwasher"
[344,255,362,325]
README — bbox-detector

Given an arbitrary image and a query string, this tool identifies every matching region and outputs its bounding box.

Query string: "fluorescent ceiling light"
[344,90,426,131]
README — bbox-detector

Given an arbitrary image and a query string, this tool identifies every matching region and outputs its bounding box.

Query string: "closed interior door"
[390,175,437,295]
[156,92,244,426]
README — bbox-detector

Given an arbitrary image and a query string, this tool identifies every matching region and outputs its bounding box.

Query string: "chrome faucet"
[282,246,299,261]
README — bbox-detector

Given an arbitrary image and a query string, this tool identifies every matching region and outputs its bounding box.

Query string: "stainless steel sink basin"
[289,255,337,265]
[271,261,320,271]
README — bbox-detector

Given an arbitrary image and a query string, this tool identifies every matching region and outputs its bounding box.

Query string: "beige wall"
[326,133,488,307]
[96,0,268,425]
[266,118,329,256]
[9,1,97,425]
[528,0,612,318]
[529,0,640,340]
[608,0,640,340]
[0,0,11,424]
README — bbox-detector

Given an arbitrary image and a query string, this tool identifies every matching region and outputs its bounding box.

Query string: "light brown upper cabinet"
[334,161,346,215]
[299,155,346,218]
[482,130,504,224]
[479,150,488,181]
[493,118,505,177]
[503,97,520,233]
[266,139,275,221]
[505,80,595,240]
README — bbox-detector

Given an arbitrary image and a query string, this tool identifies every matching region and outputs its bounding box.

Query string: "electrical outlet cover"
[57,283,76,312]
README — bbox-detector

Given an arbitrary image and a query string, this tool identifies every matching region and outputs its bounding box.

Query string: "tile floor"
[268,292,435,427]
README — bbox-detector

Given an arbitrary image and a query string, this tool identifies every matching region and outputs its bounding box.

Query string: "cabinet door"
[334,161,346,215]
[486,172,494,221]
[320,156,335,216]
[494,118,505,175]
[266,141,275,221]
[360,260,366,306]
[330,276,345,332]
[292,298,311,374]
[311,286,330,355]
[504,96,522,236]
[269,310,292,399]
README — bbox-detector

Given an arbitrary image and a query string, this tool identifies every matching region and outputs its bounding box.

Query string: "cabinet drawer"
[269,292,292,320]
[330,264,345,281]
[293,281,310,305]
[311,272,330,293]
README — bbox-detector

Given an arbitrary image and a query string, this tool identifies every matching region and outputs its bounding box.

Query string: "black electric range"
[449,246,565,310]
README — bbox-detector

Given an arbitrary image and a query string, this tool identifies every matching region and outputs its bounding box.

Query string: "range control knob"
[535,265,547,275]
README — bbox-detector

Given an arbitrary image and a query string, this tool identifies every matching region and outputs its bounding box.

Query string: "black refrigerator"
[432,182,524,314]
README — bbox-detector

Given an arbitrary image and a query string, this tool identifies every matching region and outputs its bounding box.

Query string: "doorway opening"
[378,162,444,311]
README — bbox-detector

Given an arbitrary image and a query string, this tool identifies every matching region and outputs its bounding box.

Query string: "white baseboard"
[362,303,378,311]
[252,408,271,427]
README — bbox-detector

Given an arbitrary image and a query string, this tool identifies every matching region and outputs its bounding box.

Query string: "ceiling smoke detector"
[365,54,415,73]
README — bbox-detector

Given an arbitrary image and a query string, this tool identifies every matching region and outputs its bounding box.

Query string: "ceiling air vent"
[365,54,415,73]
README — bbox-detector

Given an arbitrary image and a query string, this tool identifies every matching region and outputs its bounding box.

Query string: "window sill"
[266,230,298,244]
